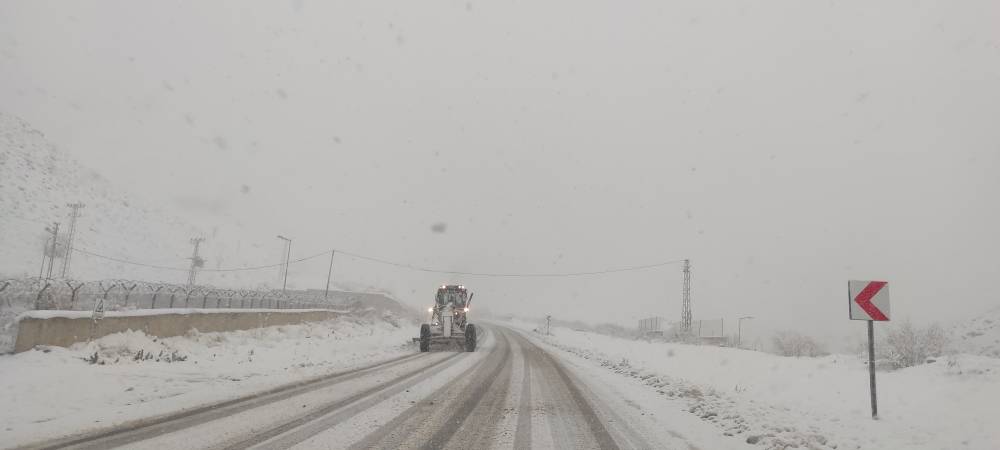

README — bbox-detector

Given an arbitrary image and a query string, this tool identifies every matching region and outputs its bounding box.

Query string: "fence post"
[151,285,164,309]
[35,281,52,310]
[73,282,84,309]
[95,281,116,318]
[123,283,137,308]
[0,281,10,310]
[218,291,235,309]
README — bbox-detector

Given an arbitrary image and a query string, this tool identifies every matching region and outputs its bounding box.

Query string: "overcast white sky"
[2,0,998,347]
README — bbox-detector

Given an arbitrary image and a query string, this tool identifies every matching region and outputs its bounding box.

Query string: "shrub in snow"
[880,319,949,369]
[770,330,827,357]
[382,312,400,328]
[591,322,637,339]
[657,326,700,344]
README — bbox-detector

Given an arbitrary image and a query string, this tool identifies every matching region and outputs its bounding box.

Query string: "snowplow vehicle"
[419,285,476,352]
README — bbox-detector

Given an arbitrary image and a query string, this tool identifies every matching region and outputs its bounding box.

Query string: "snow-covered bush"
[880,319,949,369]
[771,330,827,357]
[592,322,637,339]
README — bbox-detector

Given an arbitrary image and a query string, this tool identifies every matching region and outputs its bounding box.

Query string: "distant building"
[638,316,668,337]
[699,336,729,346]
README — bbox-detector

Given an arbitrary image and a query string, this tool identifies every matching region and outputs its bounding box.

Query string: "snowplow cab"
[434,285,469,329]
[419,285,476,352]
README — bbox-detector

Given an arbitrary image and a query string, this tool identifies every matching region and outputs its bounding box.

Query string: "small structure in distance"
[638,316,668,338]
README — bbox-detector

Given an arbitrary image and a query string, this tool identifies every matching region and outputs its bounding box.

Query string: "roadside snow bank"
[509,321,999,450]
[0,315,416,448]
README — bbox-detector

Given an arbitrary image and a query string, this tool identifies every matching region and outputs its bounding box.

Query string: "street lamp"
[276,235,292,293]
[738,316,755,349]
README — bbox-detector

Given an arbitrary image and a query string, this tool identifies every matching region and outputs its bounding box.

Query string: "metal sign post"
[849,280,890,420]
[867,320,877,418]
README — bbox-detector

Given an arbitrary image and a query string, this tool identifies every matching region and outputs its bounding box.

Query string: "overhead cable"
[73,246,684,278]
[73,247,330,272]
[325,250,683,278]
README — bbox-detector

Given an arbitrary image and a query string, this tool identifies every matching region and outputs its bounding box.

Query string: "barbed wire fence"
[5,214,690,352]
[0,277,349,352]
[0,277,340,313]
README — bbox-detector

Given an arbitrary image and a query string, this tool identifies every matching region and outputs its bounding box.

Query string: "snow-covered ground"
[506,320,1000,450]
[954,305,1000,358]
[0,315,416,448]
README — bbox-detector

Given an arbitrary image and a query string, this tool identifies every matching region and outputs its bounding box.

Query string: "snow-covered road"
[12,317,990,450]
[11,325,728,450]
[508,321,1000,450]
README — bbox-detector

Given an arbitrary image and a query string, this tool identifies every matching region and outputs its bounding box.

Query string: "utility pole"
[60,202,85,277]
[187,237,206,286]
[38,237,48,279]
[277,235,292,293]
[681,259,692,334]
[738,316,754,348]
[324,250,335,299]
[44,222,60,279]
[546,315,552,335]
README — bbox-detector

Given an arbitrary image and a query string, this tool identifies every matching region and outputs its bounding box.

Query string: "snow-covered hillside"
[1,113,195,281]
[509,320,1000,450]
[1,113,293,288]
[955,305,1000,358]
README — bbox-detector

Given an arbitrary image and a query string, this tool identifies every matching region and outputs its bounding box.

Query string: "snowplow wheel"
[420,324,431,352]
[465,324,477,352]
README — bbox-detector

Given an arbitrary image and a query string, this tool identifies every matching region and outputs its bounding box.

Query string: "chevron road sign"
[848,279,891,419]
[849,280,890,321]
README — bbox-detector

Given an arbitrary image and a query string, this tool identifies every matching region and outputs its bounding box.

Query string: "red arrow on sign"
[854,281,888,321]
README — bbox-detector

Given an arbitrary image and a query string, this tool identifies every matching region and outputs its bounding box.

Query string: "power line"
[72,248,190,271]
[333,249,685,278]
[73,247,330,272]
[61,202,86,277]
[72,246,685,278]
[187,237,205,285]
[44,222,60,279]
[681,258,692,333]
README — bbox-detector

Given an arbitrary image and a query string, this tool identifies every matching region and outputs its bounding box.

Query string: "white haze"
[1,1,998,350]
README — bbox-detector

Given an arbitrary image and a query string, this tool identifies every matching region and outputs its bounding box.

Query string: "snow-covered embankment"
[0,315,415,448]
[508,321,999,450]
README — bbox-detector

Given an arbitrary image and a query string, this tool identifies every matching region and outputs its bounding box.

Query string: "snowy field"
[955,306,1000,359]
[506,320,1000,450]
[0,315,415,448]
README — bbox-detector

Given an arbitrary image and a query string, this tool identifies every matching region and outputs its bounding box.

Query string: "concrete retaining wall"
[14,309,343,353]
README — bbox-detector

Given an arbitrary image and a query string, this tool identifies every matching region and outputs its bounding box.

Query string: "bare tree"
[771,330,828,357]
[881,319,949,368]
